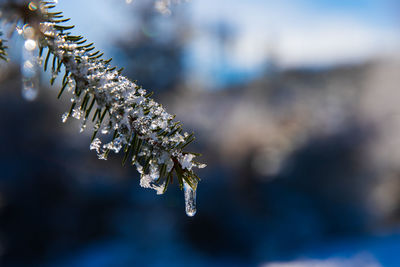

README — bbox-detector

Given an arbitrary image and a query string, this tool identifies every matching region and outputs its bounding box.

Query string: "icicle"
[21,25,38,101]
[183,180,196,217]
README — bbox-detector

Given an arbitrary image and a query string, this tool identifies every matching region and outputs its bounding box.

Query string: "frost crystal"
[61,112,68,123]
[72,109,83,119]
[90,138,102,153]
[139,164,165,195]
[180,153,194,170]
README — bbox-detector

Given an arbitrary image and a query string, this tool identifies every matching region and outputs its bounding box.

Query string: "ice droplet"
[183,181,196,217]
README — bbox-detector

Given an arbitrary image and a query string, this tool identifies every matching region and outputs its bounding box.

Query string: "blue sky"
[57,0,400,74]
[297,0,398,27]
[187,0,400,71]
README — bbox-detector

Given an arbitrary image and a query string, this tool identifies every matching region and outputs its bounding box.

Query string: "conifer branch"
[0,0,205,197]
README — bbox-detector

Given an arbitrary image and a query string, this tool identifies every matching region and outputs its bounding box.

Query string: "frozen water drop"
[183,181,196,217]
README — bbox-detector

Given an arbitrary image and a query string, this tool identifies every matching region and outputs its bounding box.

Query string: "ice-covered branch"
[0,0,204,216]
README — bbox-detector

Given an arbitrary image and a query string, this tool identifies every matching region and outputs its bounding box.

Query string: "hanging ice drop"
[183,180,197,217]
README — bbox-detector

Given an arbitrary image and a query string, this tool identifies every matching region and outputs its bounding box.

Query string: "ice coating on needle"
[184,180,196,217]
[38,17,205,196]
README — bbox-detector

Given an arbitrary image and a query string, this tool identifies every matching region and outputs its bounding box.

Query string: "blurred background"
[1,0,400,266]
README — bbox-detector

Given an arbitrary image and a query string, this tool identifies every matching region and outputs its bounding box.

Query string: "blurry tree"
[115,1,188,94]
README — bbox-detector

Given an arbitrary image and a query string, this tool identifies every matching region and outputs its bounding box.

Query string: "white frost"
[90,138,102,153]
[180,153,194,170]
